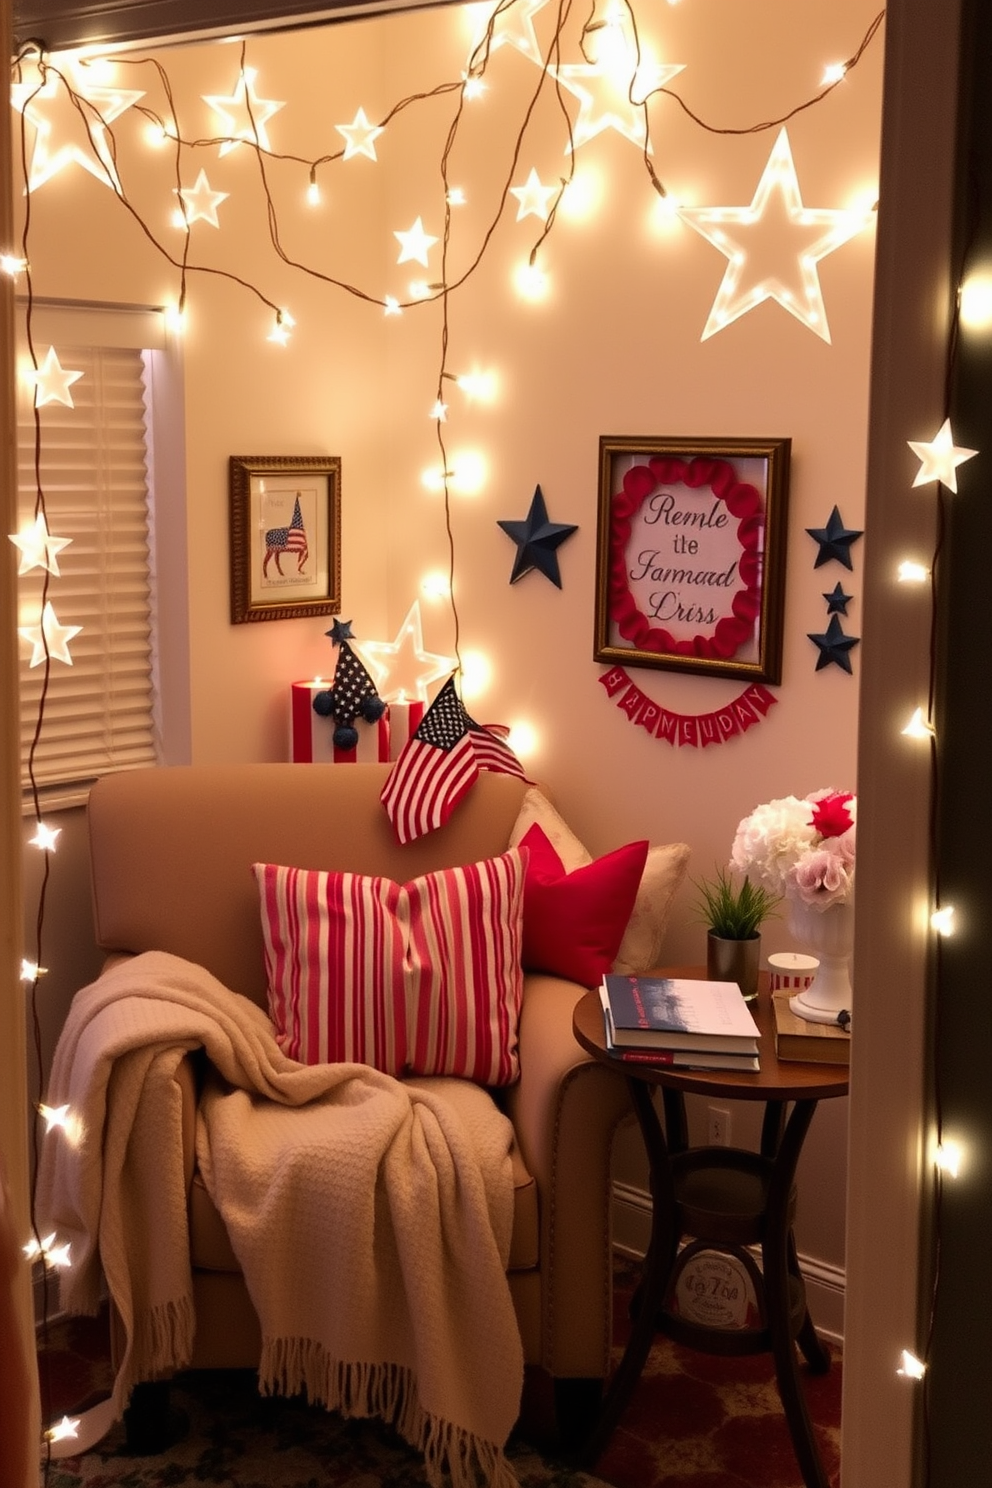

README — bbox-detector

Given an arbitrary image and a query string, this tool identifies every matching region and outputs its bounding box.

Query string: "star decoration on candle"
[677,128,874,342]
[336,107,385,161]
[359,601,454,702]
[806,506,864,570]
[823,582,852,615]
[19,601,83,666]
[509,168,559,222]
[466,0,549,66]
[202,67,285,156]
[497,484,578,587]
[10,55,145,192]
[9,514,72,575]
[551,53,683,153]
[394,217,438,266]
[907,417,979,493]
[808,614,860,673]
[175,169,229,227]
[28,347,84,408]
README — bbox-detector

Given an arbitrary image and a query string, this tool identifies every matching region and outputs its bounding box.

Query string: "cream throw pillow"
[508,787,689,975]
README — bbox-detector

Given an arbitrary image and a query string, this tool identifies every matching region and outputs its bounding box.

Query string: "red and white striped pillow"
[253,848,526,1086]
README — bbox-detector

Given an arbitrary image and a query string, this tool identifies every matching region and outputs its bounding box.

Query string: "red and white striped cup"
[767,952,820,991]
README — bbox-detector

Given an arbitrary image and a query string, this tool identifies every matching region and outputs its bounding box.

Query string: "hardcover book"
[772,993,851,1066]
[600,974,760,1055]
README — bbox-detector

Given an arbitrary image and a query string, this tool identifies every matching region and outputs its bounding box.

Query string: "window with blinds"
[17,330,160,800]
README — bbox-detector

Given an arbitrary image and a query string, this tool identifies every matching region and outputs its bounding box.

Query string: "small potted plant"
[692,866,781,1002]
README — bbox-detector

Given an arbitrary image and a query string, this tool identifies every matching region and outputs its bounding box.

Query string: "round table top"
[573,968,850,1101]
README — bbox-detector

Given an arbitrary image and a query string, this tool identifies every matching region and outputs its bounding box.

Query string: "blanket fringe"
[112,1294,196,1414]
[260,1337,520,1488]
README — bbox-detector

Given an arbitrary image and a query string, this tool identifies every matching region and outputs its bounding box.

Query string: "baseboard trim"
[612,1180,845,1346]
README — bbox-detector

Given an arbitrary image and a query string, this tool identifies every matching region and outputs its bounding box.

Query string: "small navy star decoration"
[823,583,852,615]
[327,617,355,644]
[808,614,861,674]
[497,485,578,588]
[805,506,864,570]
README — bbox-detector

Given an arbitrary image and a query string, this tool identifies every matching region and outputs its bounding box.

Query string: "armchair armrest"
[503,974,633,1378]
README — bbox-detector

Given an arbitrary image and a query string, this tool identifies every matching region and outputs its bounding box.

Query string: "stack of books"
[772,993,851,1065]
[599,973,761,1071]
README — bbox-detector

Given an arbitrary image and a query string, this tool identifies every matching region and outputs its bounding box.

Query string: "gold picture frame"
[230,454,342,624]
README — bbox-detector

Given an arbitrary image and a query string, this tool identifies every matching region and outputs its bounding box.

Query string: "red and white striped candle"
[290,683,424,764]
[767,952,820,992]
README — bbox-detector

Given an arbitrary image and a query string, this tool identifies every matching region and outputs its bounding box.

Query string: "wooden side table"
[572,970,849,1488]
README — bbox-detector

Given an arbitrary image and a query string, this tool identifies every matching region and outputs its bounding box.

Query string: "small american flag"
[380,676,527,844]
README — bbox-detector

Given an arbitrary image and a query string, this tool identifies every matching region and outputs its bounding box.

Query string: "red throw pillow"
[519,823,649,987]
[254,849,525,1087]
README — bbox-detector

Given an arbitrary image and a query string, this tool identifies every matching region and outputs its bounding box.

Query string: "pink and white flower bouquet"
[730,790,856,911]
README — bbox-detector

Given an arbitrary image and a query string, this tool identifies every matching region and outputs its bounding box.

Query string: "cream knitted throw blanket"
[36,951,524,1488]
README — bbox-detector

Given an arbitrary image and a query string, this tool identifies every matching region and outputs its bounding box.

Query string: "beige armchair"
[84,763,635,1446]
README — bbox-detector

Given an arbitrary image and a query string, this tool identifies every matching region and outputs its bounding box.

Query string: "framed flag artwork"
[593,436,791,684]
[230,454,342,623]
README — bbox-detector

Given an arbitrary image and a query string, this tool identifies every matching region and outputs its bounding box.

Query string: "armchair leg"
[123,1380,188,1454]
[553,1376,604,1451]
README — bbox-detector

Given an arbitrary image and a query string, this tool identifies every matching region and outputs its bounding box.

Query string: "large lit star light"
[336,107,384,161]
[202,67,285,156]
[358,601,454,702]
[175,169,229,227]
[551,32,684,153]
[509,168,558,221]
[907,417,979,493]
[27,347,84,408]
[10,54,145,193]
[677,127,874,342]
[9,514,72,575]
[19,601,82,666]
[464,0,550,68]
[394,216,438,266]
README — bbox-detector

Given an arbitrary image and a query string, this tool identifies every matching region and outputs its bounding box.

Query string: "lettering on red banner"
[600,667,777,749]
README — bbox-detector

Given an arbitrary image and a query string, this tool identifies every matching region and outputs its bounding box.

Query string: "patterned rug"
[36,1259,841,1488]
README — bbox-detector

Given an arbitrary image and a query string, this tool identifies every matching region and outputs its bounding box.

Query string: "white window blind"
[17,337,159,798]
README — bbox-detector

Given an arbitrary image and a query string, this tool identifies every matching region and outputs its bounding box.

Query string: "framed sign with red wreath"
[594,435,791,683]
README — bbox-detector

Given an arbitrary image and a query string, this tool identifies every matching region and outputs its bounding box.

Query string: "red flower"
[810,792,855,839]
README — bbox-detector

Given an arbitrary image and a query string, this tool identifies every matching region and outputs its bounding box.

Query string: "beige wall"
[14,0,883,1327]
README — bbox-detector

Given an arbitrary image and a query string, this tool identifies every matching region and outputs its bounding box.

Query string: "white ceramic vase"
[785,894,854,1024]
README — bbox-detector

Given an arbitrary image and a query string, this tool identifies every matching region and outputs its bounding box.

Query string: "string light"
[677,127,875,342]
[420,570,451,600]
[421,451,486,494]
[38,1103,71,1133]
[901,707,935,739]
[1,252,28,276]
[897,1350,927,1380]
[8,513,72,576]
[907,417,978,492]
[27,346,83,408]
[175,169,229,228]
[443,367,498,402]
[359,600,454,702]
[462,73,487,100]
[822,62,848,85]
[44,1417,81,1444]
[958,272,992,330]
[507,720,539,757]
[464,0,548,68]
[394,217,439,266]
[446,186,466,206]
[430,399,448,421]
[29,822,61,851]
[20,959,47,981]
[935,1139,963,1178]
[23,1233,72,1268]
[19,601,82,666]
[514,259,549,300]
[11,53,145,192]
[384,297,402,316]
[509,168,558,221]
[897,559,930,583]
[202,66,284,155]
[336,107,384,161]
[930,906,955,937]
[267,310,294,345]
[458,648,492,698]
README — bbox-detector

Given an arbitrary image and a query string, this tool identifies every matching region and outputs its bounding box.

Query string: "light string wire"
[9,2,885,1449]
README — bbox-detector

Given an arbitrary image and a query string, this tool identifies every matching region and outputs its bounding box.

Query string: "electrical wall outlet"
[707,1105,732,1146]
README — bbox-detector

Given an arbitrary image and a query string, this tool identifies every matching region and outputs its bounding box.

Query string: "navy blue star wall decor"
[497,485,578,587]
[808,614,861,673]
[806,507,864,570]
[823,583,852,615]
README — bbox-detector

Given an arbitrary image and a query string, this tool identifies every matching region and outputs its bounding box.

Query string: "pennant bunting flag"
[599,667,777,749]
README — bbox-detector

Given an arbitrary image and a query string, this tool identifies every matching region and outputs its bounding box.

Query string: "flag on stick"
[380,676,527,843]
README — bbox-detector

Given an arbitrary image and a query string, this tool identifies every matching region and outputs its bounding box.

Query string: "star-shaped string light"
[678,128,874,342]
[358,601,454,702]
[806,506,864,570]
[907,417,979,493]
[823,582,852,615]
[202,67,285,156]
[551,48,683,153]
[10,55,145,192]
[497,484,578,587]
[29,822,62,851]
[394,217,438,266]
[509,168,559,222]
[27,346,84,408]
[465,0,549,67]
[808,613,860,674]
[9,514,72,575]
[175,169,229,227]
[19,601,82,666]
[336,107,385,161]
